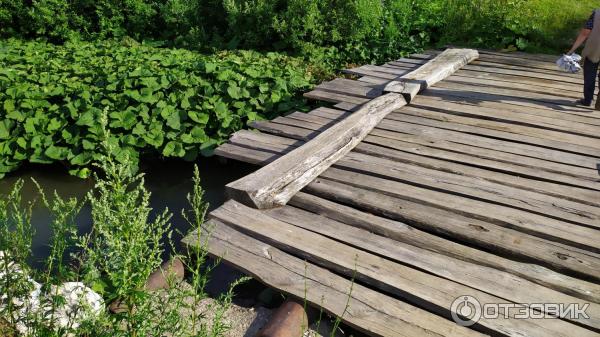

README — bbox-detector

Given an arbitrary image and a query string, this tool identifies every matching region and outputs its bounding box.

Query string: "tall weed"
[0,150,241,336]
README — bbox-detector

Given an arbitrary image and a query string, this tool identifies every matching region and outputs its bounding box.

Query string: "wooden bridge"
[183,49,600,337]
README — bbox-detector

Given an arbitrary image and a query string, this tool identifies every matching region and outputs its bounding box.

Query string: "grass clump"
[0,146,241,336]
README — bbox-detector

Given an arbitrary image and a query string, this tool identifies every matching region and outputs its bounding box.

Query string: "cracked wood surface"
[187,49,600,337]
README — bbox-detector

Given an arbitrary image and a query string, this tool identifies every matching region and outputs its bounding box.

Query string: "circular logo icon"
[451,295,482,326]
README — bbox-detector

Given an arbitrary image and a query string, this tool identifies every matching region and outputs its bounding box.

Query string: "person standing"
[568,8,600,109]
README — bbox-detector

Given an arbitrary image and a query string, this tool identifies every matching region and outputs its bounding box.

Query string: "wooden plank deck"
[184,50,600,337]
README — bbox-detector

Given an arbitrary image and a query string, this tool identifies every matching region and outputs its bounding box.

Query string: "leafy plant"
[0,151,243,336]
[0,39,314,179]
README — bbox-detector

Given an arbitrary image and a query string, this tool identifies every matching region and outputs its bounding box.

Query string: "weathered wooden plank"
[251,113,600,191]
[213,142,277,165]
[451,74,580,96]
[391,107,600,157]
[337,151,600,229]
[342,66,401,80]
[250,120,314,140]
[226,93,407,209]
[308,106,352,117]
[469,60,582,80]
[406,51,566,72]
[359,64,408,76]
[333,101,363,111]
[477,49,567,64]
[378,114,600,169]
[227,129,600,226]
[265,204,600,330]
[364,131,600,191]
[458,64,582,84]
[303,89,370,105]
[213,136,600,281]
[411,95,600,138]
[272,116,327,131]
[182,220,485,337]
[289,192,600,304]
[422,87,600,123]
[226,130,295,149]
[475,55,562,71]
[358,76,392,85]
[319,167,600,252]
[386,60,582,85]
[390,60,583,94]
[211,201,598,337]
[411,50,583,80]
[286,111,335,125]
[434,78,584,104]
[434,80,585,109]
[353,141,600,208]
[452,67,582,91]
[271,116,329,132]
[444,75,580,99]
[249,115,600,191]
[223,129,600,208]
[315,78,383,98]
[384,48,479,100]
[376,117,600,179]
[304,178,600,280]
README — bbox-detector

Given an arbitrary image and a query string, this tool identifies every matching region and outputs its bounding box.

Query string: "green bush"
[2,0,596,65]
[0,39,314,178]
[421,0,598,52]
[0,156,243,336]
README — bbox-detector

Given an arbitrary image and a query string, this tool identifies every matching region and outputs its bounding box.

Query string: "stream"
[0,157,260,297]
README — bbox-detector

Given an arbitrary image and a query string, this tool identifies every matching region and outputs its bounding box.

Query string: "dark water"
[0,157,258,296]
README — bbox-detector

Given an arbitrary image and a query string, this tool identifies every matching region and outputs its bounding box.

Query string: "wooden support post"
[385,48,479,101]
[256,299,307,337]
[226,93,407,209]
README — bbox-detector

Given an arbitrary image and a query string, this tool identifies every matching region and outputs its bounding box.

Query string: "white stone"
[1,252,104,335]
[0,251,42,335]
[44,282,104,332]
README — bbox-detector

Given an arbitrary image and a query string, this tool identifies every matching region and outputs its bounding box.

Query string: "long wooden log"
[384,48,479,100]
[225,93,407,209]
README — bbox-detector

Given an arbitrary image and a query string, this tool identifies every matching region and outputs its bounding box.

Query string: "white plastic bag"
[556,53,582,73]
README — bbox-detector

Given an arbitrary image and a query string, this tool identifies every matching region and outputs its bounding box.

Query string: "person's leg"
[596,63,600,110]
[583,58,599,106]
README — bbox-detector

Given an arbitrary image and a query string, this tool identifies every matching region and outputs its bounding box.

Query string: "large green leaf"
[162,141,185,157]
[45,145,68,160]
[0,121,10,139]
[0,39,313,179]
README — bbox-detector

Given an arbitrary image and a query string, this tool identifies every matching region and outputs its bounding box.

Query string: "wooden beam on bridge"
[226,49,477,209]
[384,48,479,101]
[226,92,406,209]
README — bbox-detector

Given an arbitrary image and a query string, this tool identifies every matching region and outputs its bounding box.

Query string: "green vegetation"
[0,39,314,178]
[1,0,597,178]
[0,150,244,336]
[424,0,599,52]
[1,0,597,64]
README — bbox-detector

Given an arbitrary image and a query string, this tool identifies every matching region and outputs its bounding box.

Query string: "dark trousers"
[583,58,600,105]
